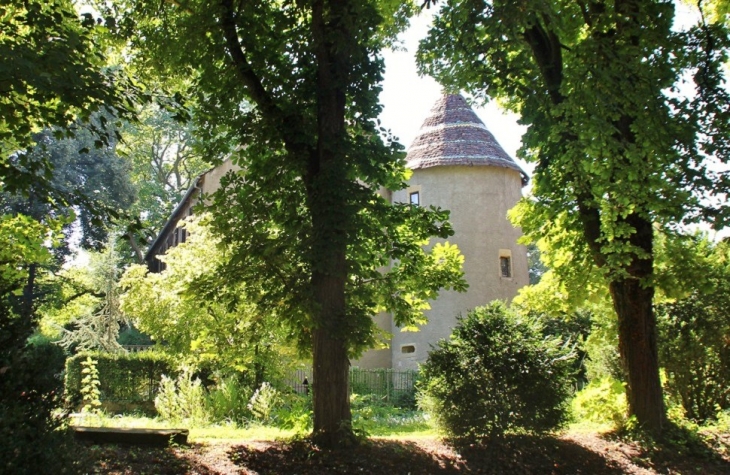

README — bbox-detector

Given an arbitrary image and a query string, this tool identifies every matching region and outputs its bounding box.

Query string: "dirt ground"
[82,430,730,474]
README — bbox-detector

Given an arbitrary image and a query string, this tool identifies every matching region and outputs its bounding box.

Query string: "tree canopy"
[419,0,730,433]
[119,105,211,261]
[0,0,137,193]
[121,214,294,381]
[101,0,464,446]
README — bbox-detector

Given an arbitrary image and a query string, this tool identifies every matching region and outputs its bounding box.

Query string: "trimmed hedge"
[65,351,178,413]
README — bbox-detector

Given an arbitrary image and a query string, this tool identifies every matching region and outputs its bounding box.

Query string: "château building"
[145,93,529,369]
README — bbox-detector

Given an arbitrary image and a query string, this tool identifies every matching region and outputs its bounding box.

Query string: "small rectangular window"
[500,256,512,278]
[401,344,416,354]
[409,191,420,206]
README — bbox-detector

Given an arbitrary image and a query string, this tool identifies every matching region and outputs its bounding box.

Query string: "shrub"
[273,391,312,433]
[155,366,209,424]
[656,292,730,423]
[351,393,427,436]
[79,356,102,414]
[572,376,627,427]
[530,308,593,390]
[205,374,253,424]
[247,382,281,424]
[418,302,575,443]
[1,334,81,474]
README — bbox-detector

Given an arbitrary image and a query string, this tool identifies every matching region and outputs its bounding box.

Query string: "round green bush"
[418,302,575,442]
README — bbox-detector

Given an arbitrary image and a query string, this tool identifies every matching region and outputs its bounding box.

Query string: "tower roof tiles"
[406,94,528,186]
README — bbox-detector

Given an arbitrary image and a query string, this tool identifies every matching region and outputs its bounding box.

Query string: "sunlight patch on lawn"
[190,425,297,442]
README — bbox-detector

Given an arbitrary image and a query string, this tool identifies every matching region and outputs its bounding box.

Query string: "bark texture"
[609,214,664,432]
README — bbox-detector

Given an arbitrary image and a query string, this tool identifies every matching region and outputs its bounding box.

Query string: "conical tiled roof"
[406,94,528,185]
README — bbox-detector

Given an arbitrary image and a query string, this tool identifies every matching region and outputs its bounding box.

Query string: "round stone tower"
[391,94,529,370]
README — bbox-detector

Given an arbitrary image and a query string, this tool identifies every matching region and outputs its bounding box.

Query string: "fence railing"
[285,367,419,403]
[121,344,155,353]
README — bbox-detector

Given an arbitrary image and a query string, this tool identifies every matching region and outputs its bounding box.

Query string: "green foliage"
[572,376,627,427]
[247,382,281,425]
[0,0,136,187]
[716,408,730,431]
[0,213,55,289]
[80,356,102,414]
[64,350,177,412]
[526,242,547,285]
[205,375,253,425]
[527,309,593,390]
[154,367,209,425]
[1,122,136,250]
[119,105,211,252]
[656,241,730,423]
[0,216,81,473]
[272,392,313,434]
[1,325,81,474]
[583,309,624,382]
[351,393,428,436]
[121,214,293,377]
[117,324,153,346]
[2,120,136,345]
[58,239,130,352]
[211,170,467,357]
[418,302,575,443]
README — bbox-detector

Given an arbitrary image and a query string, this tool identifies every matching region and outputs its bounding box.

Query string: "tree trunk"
[310,244,355,447]
[307,0,356,448]
[21,263,37,321]
[127,233,145,264]
[312,325,353,447]
[607,214,664,433]
[610,277,664,432]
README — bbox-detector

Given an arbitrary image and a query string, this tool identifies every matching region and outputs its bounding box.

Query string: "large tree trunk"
[307,0,355,448]
[310,237,355,447]
[610,277,664,432]
[608,214,664,433]
[312,324,353,446]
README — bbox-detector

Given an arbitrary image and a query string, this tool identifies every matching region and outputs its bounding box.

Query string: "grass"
[191,425,297,442]
[69,412,301,442]
[69,399,729,445]
[69,404,436,442]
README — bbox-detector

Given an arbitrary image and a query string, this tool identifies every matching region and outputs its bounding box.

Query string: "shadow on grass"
[79,427,730,474]
[227,435,627,474]
[81,442,208,475]
[451,435,628,475]
[602,422,730,475]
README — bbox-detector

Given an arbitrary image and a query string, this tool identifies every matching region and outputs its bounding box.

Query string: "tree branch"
[218,0,279,119]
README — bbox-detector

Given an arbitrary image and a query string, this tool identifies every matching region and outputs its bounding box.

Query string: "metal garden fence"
[286,367,419,404]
